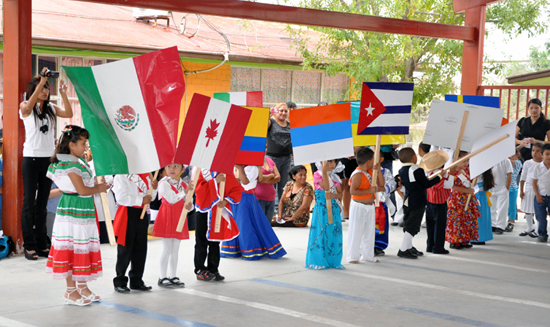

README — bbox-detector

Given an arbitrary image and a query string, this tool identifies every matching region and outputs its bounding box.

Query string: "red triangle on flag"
[357,83,387,135]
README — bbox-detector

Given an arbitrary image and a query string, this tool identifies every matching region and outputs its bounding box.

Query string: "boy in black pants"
[397,148,441,259]
[194,169,242,281]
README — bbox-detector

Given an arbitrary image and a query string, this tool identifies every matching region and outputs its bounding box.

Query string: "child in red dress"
[152,163,194,288]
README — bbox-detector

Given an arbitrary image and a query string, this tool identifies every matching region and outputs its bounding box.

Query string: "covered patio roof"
[507,69,550,86]
[0,0,323,67]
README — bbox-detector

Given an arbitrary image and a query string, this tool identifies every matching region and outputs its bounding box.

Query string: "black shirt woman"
[19,67,73,260]
[266,103,292,211]
[516,99,550,161]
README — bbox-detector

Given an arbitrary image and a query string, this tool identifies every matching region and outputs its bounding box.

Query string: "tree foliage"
[285,0,549,120]
[529,41,550,71]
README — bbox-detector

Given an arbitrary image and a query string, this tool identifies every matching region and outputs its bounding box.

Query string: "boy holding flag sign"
[174,94,251,281]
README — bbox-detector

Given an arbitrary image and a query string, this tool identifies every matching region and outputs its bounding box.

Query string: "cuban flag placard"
[214,91,263,107]
[343,101,406,146]
[289,103,354,165]
[357,82,414,135]
[175,94,252,175]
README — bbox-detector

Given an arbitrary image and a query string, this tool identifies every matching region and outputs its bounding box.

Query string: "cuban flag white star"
[364,103,375,116]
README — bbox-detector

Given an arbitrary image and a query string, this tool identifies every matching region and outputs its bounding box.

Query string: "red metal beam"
[461,6,486,95]
[77,0,475,41]
[453,0,505,13]
[3,0,32,252]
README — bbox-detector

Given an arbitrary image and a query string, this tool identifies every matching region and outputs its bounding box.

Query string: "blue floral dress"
[305,171,344,270]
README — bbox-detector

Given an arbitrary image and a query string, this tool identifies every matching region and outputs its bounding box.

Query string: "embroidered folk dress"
[446,170,481,244]
[305,171,344,270]
[46,154,102,281]
[221,166,286,260]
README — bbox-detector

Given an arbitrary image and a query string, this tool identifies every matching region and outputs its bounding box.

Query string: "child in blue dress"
[221,165,286,260]
[306,160,344,269]
[472,169,494,245]
[506,149,522,232]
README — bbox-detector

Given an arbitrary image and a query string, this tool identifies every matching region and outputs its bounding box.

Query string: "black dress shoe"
[374,247,385,256]
[397,249,418,259]
[494,228,504,235]
[130,284,152,291]
[505,223,514,232]
[390,222,398,226]
[410,247,423,256]
[114,286,131,293]
[432,249,450,254]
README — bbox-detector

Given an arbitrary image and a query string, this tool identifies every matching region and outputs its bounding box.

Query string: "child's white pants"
[347,201,376,262]
[490,187,509,229]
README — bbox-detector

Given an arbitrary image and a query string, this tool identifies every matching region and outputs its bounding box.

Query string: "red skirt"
[152,201,190,240]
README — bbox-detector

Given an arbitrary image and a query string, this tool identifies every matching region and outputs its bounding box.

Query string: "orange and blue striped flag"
[289,103,354,165]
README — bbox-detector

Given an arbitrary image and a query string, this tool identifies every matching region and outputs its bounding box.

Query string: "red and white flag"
[175,94,252,175]
[356,83,387,135]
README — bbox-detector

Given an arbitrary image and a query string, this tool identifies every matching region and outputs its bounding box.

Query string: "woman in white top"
[19,67,73,260]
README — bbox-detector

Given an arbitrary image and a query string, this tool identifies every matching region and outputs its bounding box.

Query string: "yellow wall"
[178,61,232,138]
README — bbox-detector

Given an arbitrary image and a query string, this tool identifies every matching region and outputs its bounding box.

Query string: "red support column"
[3,0,33,252]
[461,6,486,95]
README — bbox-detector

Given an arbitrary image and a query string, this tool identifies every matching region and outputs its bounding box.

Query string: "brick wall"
[179,61,231,134]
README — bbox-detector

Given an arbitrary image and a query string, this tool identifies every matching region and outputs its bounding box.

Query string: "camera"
[39,124,49,134]
[40,68,59,79]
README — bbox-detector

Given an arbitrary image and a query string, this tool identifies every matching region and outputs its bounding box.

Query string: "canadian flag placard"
[175,94,252,175]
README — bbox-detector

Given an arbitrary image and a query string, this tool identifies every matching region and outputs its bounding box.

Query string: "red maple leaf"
[205,119,220,147]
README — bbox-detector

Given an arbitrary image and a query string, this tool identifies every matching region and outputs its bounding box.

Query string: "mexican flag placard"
[63,47,185,176]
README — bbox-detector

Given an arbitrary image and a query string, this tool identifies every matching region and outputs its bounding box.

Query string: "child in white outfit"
[519,144,543,237]
[490,159,513,234]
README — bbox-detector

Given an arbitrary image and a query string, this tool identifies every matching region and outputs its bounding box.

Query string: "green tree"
[285,0,549,121]
[529,41,550,71]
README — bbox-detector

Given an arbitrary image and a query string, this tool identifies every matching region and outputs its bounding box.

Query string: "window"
[262,69,292,106]
[230,67,261,92]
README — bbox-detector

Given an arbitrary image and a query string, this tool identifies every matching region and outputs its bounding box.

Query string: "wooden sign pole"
[322,161,333,224]
[453,111,469,162]
[464,177,477,211]
[372,135,382,207]
[140,170,159,219]
[214,174,226,233]
[428,134,509,180]
[96,177,116,246]
[176,172,200,233]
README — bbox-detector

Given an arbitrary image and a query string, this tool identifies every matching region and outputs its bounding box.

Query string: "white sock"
[525,214,535,232]
[168,239,181,278]
[400,232,414,252]
[159,238,173,279]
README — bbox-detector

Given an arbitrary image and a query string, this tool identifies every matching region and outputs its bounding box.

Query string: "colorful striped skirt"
[46,193,102,281]
[221,192,286,260]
